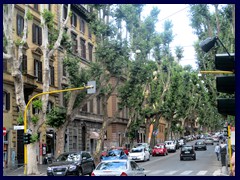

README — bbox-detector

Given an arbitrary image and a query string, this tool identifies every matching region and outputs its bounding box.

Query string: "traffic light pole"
[227,125,232,174]
[23,85,93,175]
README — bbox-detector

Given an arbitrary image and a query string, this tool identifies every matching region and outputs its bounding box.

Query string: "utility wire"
[158,5,189,22]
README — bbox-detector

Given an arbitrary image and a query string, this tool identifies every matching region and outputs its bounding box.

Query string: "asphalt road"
[138,140,222,176]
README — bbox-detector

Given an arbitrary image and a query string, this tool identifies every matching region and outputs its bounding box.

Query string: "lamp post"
[24,85,93,175]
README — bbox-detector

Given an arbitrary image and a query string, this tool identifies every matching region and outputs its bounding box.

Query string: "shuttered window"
[88,43,93,61]
[80,38,86,59]
[3,91,10,111]
[32,23,42,45]
[71,32,77,54]
[17,14,24,37]
[34,59,42,82]
[50,65,54,86]
[20,54,27,74]
[71,13,77,27]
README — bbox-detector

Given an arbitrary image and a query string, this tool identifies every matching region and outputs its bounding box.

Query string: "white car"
[91,159,146,176]
[128,147,150,162]
[164,140,176,152]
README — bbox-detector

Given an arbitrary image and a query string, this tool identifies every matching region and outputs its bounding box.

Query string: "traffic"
[46,132,229,176]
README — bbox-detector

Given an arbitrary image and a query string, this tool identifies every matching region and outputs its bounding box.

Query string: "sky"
[142,4,198,69]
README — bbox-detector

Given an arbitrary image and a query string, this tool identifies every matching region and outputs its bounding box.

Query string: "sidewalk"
[3,164,48,176]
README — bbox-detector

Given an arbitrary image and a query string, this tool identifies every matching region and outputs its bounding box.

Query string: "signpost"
[3,127,6,136]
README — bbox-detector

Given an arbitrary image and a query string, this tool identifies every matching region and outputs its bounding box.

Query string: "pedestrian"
[214,143,220,161]
[220,141,227,166]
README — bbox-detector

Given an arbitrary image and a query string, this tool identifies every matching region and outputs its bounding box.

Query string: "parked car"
[212,136,219,142]
[91,159,146,176]
[152,144,168,156]
[136,143,152,155]
[128,147,150,162]
[204,137,214,145]
[180,145,196,161]
[164,140,176,152]
[101,149,128,161]
[194,140,207,151]
[47,151,95,176]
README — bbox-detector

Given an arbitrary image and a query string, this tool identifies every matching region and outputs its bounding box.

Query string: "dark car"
[47,151,95,176]
[194,140,207,151]
[180,145,196,161]
[101,149,128,161]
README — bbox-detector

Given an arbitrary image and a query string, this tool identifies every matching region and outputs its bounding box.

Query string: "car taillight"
[91,172,95,176]
[120,172,128,176]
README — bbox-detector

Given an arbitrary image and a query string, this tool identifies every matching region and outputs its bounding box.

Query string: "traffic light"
[215,53,235,116]
[223,124,229,137]
[23,133,32,144]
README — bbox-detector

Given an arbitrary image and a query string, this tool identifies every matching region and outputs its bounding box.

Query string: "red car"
[152,144,168,156]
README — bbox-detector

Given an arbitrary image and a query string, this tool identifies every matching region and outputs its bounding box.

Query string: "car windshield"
[56,153,80,162]
[165,142,173,145]
[96,161,127,170]
[155,145,164,149]
[182,147,193,151]
[131,148,143,153]
[107,150,121,156]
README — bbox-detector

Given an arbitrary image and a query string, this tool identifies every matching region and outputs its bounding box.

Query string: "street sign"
[3,127,7,136]
[87,81,96,94]
[14,125,24,130]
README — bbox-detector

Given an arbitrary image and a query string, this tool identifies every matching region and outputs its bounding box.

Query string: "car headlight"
[69,165,77,171]
[47,167,53,171]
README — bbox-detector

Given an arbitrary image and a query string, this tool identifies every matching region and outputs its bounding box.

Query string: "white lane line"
[196,171,208,175]
[180,170,193,175]
[147,170,164,175]
[164,170,178,175]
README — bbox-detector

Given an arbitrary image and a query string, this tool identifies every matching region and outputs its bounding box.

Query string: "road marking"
[164,170,178,175]
[180,170,193,175]
[196,171,208,175]
[147,170,164,175]
[213,169,221,176]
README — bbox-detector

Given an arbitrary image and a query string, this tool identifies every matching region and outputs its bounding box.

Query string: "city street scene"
[3,4,235,176]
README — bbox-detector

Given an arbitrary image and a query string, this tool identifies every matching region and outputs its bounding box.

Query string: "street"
[139,140,221,176]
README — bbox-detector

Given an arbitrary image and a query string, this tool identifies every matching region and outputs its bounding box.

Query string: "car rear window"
[96,162,127,170]
[196,141,203,145]
[181,146,193,151]
[131,148,143,153]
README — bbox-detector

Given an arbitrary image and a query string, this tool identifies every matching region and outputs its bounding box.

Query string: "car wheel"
[164,152,166,156]
[77,168,83,176]
[180,157,183,161]
[193,156,196,160]
[148,156,150,161]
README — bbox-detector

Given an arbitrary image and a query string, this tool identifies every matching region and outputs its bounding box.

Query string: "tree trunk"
[55,127,66,157]
[27,143,39,175]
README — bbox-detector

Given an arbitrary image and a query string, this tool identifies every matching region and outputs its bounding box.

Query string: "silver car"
[204,137,214,145]
[91,159,146,176]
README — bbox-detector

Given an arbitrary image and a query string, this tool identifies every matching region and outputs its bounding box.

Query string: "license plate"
[185,152,190,154]
[56,172,62,175]
[133,157,137,159]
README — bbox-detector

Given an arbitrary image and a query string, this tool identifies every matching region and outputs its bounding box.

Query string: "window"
[90,99,93,113]
[3,91,10,111]
[71,32,77,54]
[50,65,54,86]
[63,63,66,77]
[73,129,77,151]
[80,19,85,34]
[80,38,86,59]
[33,4,38,11]
[47,101,54,113]
[32,24,42,45]
[82,103,87,112]
[34,59,42,82]
[71,13,77,27]
[63,5,68,19]
[88,43,93,61]
[3,59,8,72]
[17,14,24,37]
[97,97,101,114]
[20,54,27,74]
[88,26,92,39]
[48,4,51,11]
[32,99,40,114]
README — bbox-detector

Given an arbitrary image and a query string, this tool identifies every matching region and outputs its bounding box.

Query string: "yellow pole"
[199,70,234,74]
[227,125,232,174]
[23,85,93,175]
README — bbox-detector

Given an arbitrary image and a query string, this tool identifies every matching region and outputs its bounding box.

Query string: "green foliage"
[14,39,24,46]
[46,106,67,128]
[42,9,54,29]
[31,115,39,124]
[26,10,33,20]
[17,113,24,125]
[30,133,39,143]
[32,99,42,110]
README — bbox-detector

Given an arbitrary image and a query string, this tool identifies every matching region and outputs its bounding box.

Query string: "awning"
[90,132,99,139]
